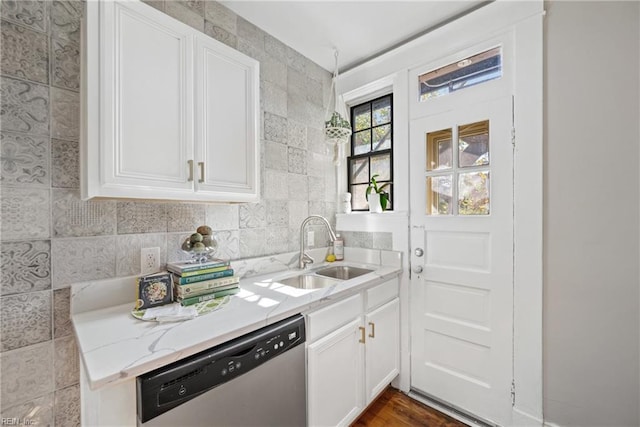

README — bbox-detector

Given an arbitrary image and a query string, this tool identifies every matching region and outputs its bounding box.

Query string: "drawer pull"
[359,326,366,344]
[187,160,194,182]
[198,162,205,183]
[368,322,375,338]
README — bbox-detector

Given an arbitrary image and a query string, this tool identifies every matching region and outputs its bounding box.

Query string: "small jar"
[334,233,344,260]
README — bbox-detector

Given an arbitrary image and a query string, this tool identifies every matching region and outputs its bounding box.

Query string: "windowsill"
[336,211,408,232]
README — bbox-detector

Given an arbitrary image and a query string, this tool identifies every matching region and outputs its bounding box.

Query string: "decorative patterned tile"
[239,202,266,229]
[265,200,288,227]
[51,236,116,287]
[204,22,237,49]
[308,174,325,199]
[50,87,79,141]
[0,1,48,33]
[166,233,192,264]
[0,341,54,408]
[265,227,289,255]
[1,240,50,296]
[372,232,393,250]
[51,138,79,188]
[204,1,237,34]
[288,173,308,201]
[264,112,287,144]
[116,202,167,234]
[286,46,308,75]
[307,151,329,178]
[53,288,72,338]
[287,67,309,99]
[239,228,267,258]
[261,55,287,89]
[54,384,80,427]
[307,127,329,155]
[141,0,164,12]
[51,37,80,91]
[288,147,307,175]
[287,120,307,149]
[0,187,50,240]
[165,1,204,32]
[179,0,204,17]
[288,200,309,230]
[237,16,265,50]
[211,230,239,260]
[0,131,49,187]
[1,290,52,351]
[54,335,78,389]
[0,76,49,136]
[1,19,48,84]
[0,393,54,426]
[115,233,167,277]
[265,141,288,171]
[263,170,288,200]
[50,1,82,44]
[261,81,287,117]
[205,204,239,231]
[264,34,287,63]
[167,203,205,232]
[52,189,116,237]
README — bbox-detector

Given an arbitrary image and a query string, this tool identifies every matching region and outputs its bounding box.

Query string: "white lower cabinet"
[306,278,400,427]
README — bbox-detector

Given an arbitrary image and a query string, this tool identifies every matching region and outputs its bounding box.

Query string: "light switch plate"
[141,247,161,275]
[307,231,315,247]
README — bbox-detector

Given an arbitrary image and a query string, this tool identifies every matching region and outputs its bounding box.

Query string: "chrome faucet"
[299,215,338,269]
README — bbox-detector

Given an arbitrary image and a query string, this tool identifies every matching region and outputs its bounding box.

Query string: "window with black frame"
[347,94,393,211]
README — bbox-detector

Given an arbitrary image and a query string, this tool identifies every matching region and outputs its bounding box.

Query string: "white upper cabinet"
[82,0,259,202]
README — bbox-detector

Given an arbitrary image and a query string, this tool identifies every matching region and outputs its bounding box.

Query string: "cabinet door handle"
[368,322,375,338]
[358,326,366,344]
[187,160,194,182]
[198,162,205,183]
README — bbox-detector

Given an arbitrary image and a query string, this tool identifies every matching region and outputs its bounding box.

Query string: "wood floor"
[352,388,467,427]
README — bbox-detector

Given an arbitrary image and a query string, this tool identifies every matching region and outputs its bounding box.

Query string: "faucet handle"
[301,252,314,268]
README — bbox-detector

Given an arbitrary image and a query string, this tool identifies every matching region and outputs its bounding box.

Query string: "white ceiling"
[221,1,486,73]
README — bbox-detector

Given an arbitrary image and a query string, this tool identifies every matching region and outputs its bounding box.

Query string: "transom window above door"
[425,120,490,215]
[348,94,393,211]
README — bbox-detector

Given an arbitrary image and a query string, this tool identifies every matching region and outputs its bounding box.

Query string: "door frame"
[338,2,544,425]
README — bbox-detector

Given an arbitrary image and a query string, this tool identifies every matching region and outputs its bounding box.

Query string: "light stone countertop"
[71,247,402,390]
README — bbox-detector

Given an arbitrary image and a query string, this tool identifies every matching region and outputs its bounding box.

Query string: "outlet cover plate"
[141,247,161,275]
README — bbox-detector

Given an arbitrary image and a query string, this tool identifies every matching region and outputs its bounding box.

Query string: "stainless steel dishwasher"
[137,314,306,426]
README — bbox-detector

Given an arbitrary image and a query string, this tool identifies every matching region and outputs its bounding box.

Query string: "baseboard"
[512,407,543,426]
[543,422,562,427]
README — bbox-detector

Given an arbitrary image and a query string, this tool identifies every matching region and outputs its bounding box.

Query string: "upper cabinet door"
[194,36,260,202]
[97,1,194,195]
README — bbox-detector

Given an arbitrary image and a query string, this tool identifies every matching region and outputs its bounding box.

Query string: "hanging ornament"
[324,50,351,165]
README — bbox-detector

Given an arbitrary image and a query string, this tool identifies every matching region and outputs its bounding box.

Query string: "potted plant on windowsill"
[366,174,390,213]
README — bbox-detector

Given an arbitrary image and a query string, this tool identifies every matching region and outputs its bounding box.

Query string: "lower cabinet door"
[365,298,400,403]
[307,318,365,427]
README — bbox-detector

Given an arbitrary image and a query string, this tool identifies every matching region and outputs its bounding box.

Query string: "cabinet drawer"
[366,278,399,311]
[306,294,363,343]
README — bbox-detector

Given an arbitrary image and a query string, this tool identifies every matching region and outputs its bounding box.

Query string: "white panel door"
[365,298,400,403]
[195,36,259,201]
[409,97,513,425]
[307,319,365,427]
[100,1,193,191]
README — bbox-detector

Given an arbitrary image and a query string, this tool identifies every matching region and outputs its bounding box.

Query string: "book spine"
[174,268,234,284]
[176,265,231,278]
[174,275,240,294]
[167,261,230,274]
[175,283,238,298]
[179,288,240,306]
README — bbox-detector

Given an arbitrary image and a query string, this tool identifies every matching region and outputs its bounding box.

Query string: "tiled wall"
[0,0,337,423]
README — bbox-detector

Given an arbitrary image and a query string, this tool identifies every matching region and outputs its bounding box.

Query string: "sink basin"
[315,266,373,280]
[277,274,340,289]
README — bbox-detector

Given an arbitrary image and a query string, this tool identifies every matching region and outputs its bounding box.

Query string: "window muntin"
[425,120,490,216]
[419,47,502,101]
[348,94,393,211]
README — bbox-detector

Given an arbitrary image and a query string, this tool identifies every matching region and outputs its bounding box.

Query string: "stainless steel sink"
[314,266,373,280]
[277,274,340,289]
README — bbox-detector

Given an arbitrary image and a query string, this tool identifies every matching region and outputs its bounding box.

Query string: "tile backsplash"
[0,0,338,423]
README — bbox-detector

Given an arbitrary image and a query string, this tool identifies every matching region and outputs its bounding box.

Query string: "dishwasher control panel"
[137,314,305,424]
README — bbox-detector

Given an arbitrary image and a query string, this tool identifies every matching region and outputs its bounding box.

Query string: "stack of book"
[167,259,240,306]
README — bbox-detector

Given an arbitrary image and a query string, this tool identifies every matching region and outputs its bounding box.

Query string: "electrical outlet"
[140,247,161,275]
[307,231,315,247]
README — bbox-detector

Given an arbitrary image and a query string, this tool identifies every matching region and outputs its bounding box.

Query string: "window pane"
[350,157,369,184]
[458,171,490,215]
[426,175,452,215]
[371,154,391,181]
[354,130,371,155]
[459,120,489,167]
[426,129,452,171]
[419,47,502,101]
[351,184,369,210]
[372,125,391,151]
[353,104,371,131]
[372,96,391,126]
